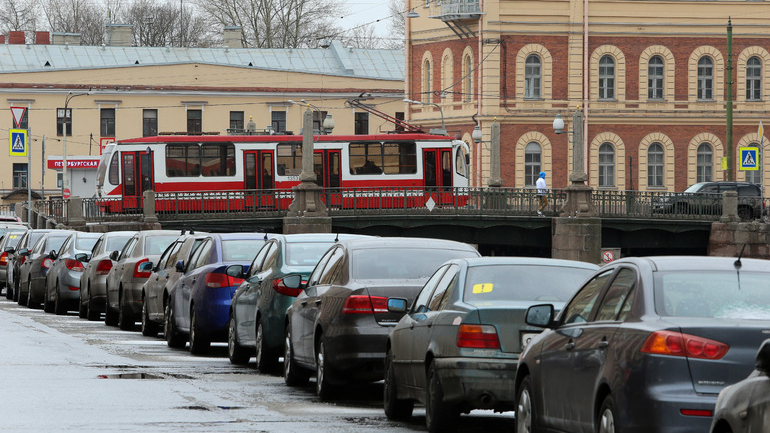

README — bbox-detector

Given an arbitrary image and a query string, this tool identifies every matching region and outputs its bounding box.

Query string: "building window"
[355,112,369,135]
[230,111,244,133]
[598,142,615,187]
[746,142,762,184]
[12,163,27,189]
[524,142,542,186]
[143,109,157,137]
[57,171,63,188]
[599,55,615,100]
[696,143,713,182]
[271,111,286,133]
[100,108,115,137]
[312,111,328,134]
[395,112,405,132]
[697,57,714,100]
[747,56,762,101]
[463,54,472,102]
[525,54,542,99]
[648,55,664,100]
[56,108,72,136]
[648,142,664,187]
[422,58,432,103]
[187,109,202,133]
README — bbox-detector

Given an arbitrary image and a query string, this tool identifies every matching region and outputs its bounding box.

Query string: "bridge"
[22,187,764,259]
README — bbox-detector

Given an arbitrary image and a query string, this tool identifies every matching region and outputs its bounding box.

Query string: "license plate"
[521,332,540,349]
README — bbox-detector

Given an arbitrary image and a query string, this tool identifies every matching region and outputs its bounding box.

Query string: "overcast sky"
[337,0,394,38]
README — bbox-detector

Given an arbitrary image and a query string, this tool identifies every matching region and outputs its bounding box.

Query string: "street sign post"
[10,106,26,128]
[63,188,71,199]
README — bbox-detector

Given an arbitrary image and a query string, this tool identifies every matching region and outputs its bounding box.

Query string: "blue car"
[164,232,268,354]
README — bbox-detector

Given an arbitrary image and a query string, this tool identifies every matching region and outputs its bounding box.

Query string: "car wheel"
[255,318,278,373]
[12,280,19,302]
[516,376,535,433]
[141,295,159,337]
[26,281,38,309]
[164,302,186,349]
[283,325,310,386]
[383,348,414,421]
[54,282,67,315]
[118,289,134,330]
[104,286,118,326]
[597,395,617,433]
[228,314,250,365]
[315,339,337,400]
[78,291,87,318]
[43,288,54,313]
[17,282,27,306]
[4,280,12,300]
[426,360,459,433]
[189,307,211,355]
[86,288,99,321]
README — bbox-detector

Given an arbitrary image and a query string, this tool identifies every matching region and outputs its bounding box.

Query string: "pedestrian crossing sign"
[740,147,759,171]
[9,129,27,157]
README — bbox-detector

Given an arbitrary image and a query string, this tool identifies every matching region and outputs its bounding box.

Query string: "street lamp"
[404,98,446,135]
[552,108,586,183]
[62,91,90,197]
[288,100,335,134]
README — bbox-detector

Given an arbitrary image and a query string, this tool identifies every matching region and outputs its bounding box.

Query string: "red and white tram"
[96,133,470,212]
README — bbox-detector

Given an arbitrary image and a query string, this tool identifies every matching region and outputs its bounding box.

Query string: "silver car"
[45,232,101,315]
[20,231,73,309]
[78,231,136,321]
[0,231,25,296]
[104,230,179,330]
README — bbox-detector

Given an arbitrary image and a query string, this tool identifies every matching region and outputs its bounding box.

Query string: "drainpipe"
[583,0,589,176]
[477,0,484,188]
[726,18,734,181]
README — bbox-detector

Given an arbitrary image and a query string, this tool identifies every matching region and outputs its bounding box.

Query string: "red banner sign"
[47,159,100,169]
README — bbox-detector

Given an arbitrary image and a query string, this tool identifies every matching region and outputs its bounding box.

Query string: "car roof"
[613,256,770,273]
[461,256,600,270]
[208,232,273,241]
[281,233,371,243]
[339,237,477,251]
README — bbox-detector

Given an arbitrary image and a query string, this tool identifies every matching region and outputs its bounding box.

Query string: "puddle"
[97,373,164,380]
[177,405,210,411]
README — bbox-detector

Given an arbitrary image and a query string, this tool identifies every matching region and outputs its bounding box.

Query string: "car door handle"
[314,300,322,306]
[565,341,575,351]
[409,323,414,329]
[598,340,609,349]
[301,300,307,306]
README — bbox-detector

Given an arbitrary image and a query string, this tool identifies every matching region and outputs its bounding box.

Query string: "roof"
[0,40,404,81]
[462,257,600,270]
[341,237,478,252]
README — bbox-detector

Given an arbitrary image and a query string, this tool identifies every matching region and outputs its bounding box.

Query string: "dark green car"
[384,257,598,433]
[227,233,368,371]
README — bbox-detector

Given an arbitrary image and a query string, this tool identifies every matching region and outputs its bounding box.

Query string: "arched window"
[463,54,472,102]
[648,142,664,187]
[697,57,714,100]
[599,55,615,100]
[746,142,762,184]
[747,56,762,101]
[441,54,452,93]
[525,142,542,186]
[598,142,615,187]
[648,55,664,100]
[422,58,432,103]
[696,143,713,182]
[525,55,541,99]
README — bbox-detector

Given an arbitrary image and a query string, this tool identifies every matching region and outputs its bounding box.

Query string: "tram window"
[108,151,119,185]
[455,146,468,178]
[351,142,417,175]
[277,143,302,176]
[383,142,416,174]
[201,143,235,177]
[166,144,201,177]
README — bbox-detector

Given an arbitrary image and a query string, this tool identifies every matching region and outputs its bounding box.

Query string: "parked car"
[0,230,26,296]
[78,231,136,320]
[18,231,73,308]
[282,237,480,400]
[515,256,770,433]
[140,231,208,337]
[652,181,763,220]
[44,231,102,315]
[6,229,54,301]
[384,257,598,432]
[165,233,267,353]
[227,233,368,370]
[104,230,179,329]
[710,339,770,433]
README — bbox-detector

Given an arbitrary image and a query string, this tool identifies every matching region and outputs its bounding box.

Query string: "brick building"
[405,0,770,192]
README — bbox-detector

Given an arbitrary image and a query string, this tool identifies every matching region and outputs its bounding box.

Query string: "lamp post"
[553,107,595,217]
[288,100,335,134]
[404,98,446,135]
[62,91,89,197]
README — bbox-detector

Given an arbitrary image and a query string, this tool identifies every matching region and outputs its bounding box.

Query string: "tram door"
[313,150,341,206]
[423,149,453,204]
[244,150,275,208]
[121,151,154,210]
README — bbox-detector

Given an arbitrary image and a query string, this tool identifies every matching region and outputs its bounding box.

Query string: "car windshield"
[463,264,595,304]
[286,243,334,266]
[105,235,132,252]
[46,236,69,253]
[4,232,24,248]
[75,237,99,251]
[0,227,26,238]
[144,235,178,255]
[684,183,707,193]
[352,248,474,281]
[655,271,770,319]
[222,239,263,262]
[29,232,46,247]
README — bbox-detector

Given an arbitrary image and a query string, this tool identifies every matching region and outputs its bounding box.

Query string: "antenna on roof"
[734,243,747,270]
[334,233,339,242]
[264,233,268,241]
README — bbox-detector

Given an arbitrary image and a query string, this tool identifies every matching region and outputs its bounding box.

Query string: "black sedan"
[515,256,770,433]
[384,257,598,433]
[283,237,480,400]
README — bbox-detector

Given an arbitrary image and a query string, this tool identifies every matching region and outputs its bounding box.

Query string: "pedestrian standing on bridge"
[536,171,548,216]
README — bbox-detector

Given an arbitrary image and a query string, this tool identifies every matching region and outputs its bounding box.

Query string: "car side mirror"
[282,274,303,290]
[75,253,89,263]
[19,248,30,257]
[175,260,185,273]
[756,339,770,373]
[225,264,244,279]
[109,250,120,261]
[48,250,58,260]
[387,298,408,314]
[4,247,14,254]
[525,304,555,328]
[138,261,154,273]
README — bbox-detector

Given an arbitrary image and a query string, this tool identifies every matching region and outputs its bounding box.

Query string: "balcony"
[429,0,483,21]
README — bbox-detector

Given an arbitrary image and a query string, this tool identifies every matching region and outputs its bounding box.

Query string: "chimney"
[9,31,25,44]
[51,32,82,46]
[223,26,243,49]
[35,31,50,45]
[106,24,134,47]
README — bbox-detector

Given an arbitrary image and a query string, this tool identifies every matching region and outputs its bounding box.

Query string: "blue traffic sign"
[9,129,26,157]
[740,147,759,171]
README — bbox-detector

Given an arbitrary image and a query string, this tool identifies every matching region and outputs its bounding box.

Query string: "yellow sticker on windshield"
[472,283,493,294]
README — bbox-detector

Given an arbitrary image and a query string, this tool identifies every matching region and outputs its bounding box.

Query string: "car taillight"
[0,252,7,266]
[641,330,729,360]
[680,409,712,417]
[95,260,113,275]
[456,324,501,349]
[341,295,389,314]
[205,272,243,289]
[65,259,85,272]
[133,258,150,279]
[19,256,26,265]
[42,258,53,269]
[272,278,302,297]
